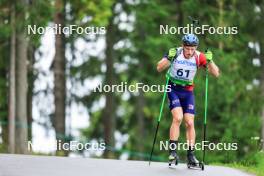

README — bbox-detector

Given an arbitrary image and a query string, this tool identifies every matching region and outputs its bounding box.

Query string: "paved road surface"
[0,154,254,176]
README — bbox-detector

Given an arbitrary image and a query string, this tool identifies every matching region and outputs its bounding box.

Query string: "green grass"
[213,152,264,176]
[224,163,260,176]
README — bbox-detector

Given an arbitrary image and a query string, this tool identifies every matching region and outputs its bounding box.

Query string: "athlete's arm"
[201,51,220,77]
[157,58,170,72]
[208,61,220,77]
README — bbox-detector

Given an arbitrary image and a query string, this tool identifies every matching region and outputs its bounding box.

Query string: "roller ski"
[187,151,204,170]
[168,151,179,166]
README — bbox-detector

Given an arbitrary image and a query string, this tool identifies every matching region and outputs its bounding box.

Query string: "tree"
[68,0,115,158]
[102,4,117,158]
[53,0,67,154]
[8,0,16,153]
[15,0,29,154]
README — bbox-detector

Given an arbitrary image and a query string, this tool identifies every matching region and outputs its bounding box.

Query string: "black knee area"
[187,145,194,154]
[169,140,178,153]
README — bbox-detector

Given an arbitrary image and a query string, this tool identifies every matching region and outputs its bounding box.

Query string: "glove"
[168,48,176,60]
[205,50,213,62]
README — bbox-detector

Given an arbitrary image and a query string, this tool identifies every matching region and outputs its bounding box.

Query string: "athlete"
[156,34,220,166]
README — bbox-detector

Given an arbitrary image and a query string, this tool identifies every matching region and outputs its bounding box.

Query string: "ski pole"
[149,76,170,165]
[202,50,209,164]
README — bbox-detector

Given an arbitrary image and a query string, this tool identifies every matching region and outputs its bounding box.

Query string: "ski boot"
[168,151,179,166]
[187,151,204,170]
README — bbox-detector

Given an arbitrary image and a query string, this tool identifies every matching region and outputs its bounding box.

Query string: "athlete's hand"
[205,50,213,62]
[168,48,176,60]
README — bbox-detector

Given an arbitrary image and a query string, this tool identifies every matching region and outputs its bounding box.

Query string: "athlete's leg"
[170,107,183,140]
[168,87,183,141]
[184,113,199,164]
[168,86,183,154]
[181,91,199,164]
[184,113,195,147]
[168,107,183,161]
[181,91,196,149]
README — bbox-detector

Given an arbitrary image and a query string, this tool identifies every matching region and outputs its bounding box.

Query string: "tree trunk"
[0,56,8,152]
[15,31,28,154]
[53,0,66,154]
[27,45,35,142]
[103,11,116,158]
[8,0,16,154]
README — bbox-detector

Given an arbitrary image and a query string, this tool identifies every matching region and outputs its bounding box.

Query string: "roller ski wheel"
[168,152,179,166]
[187,162,204,170]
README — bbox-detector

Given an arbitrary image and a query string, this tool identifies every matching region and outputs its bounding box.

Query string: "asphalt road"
[0,154,255,176]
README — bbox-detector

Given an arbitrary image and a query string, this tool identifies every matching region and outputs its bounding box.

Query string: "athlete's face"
[183,45,197,59]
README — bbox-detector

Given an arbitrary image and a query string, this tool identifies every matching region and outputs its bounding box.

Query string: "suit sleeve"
[199,52,207,67]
